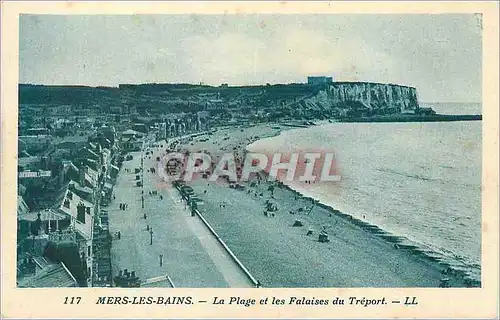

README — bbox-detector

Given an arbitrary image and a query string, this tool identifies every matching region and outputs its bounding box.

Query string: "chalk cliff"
[299,82,420,117]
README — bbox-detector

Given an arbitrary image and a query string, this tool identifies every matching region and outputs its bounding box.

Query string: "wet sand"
[163,124,472,287]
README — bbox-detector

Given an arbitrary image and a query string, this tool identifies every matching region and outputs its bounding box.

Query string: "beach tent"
[265,200,278,212]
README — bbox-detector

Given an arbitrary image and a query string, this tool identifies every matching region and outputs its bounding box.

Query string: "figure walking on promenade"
[159,254,163,267]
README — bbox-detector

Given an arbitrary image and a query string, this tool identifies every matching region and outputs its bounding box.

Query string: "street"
[108,141,254,288]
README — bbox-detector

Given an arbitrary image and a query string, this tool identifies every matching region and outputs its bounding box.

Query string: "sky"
[19,14,482,103]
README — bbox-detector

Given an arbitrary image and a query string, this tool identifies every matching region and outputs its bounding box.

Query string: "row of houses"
[16,125,122,287]
[16,109,213,287]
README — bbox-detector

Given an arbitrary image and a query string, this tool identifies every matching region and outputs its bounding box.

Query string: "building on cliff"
[307,76,334,85]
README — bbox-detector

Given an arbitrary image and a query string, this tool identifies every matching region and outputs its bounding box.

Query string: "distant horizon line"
[19,79,420,89]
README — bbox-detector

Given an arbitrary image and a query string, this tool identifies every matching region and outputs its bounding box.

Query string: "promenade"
[108,138,254,287]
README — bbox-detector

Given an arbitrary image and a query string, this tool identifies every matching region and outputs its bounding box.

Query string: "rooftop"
[18,262,78,288]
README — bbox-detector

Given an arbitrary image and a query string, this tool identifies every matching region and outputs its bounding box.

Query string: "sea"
[248,103,482,282]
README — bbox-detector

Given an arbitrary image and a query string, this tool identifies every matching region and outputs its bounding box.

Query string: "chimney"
[79,167,85,185]
[58,164,65,186]
[41,156,48,170]
[76,203,86,224]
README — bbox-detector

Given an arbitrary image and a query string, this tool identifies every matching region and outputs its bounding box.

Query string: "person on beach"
[117,231,121,239]
[159,254,163,267]
[144,213,147,219]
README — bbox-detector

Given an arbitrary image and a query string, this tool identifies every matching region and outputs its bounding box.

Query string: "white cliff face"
[297,82,418,116]
[327,82,419,113]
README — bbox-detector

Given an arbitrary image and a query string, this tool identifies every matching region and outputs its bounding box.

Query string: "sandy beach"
[156,123,474,288]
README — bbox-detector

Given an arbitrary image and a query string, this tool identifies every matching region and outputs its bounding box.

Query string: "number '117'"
[64,297,81,304]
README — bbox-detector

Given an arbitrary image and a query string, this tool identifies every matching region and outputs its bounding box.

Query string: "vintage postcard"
[1,1,498,319]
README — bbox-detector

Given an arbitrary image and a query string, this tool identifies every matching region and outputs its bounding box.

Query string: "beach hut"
[266,201,278,212]
[293,220,303,227]
[318,230,329,243]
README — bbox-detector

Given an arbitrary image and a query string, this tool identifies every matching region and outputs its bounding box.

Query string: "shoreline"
[340,114,482,123]
[246,122,481,286]
[270,181,481,287]
[173,123,480,287]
